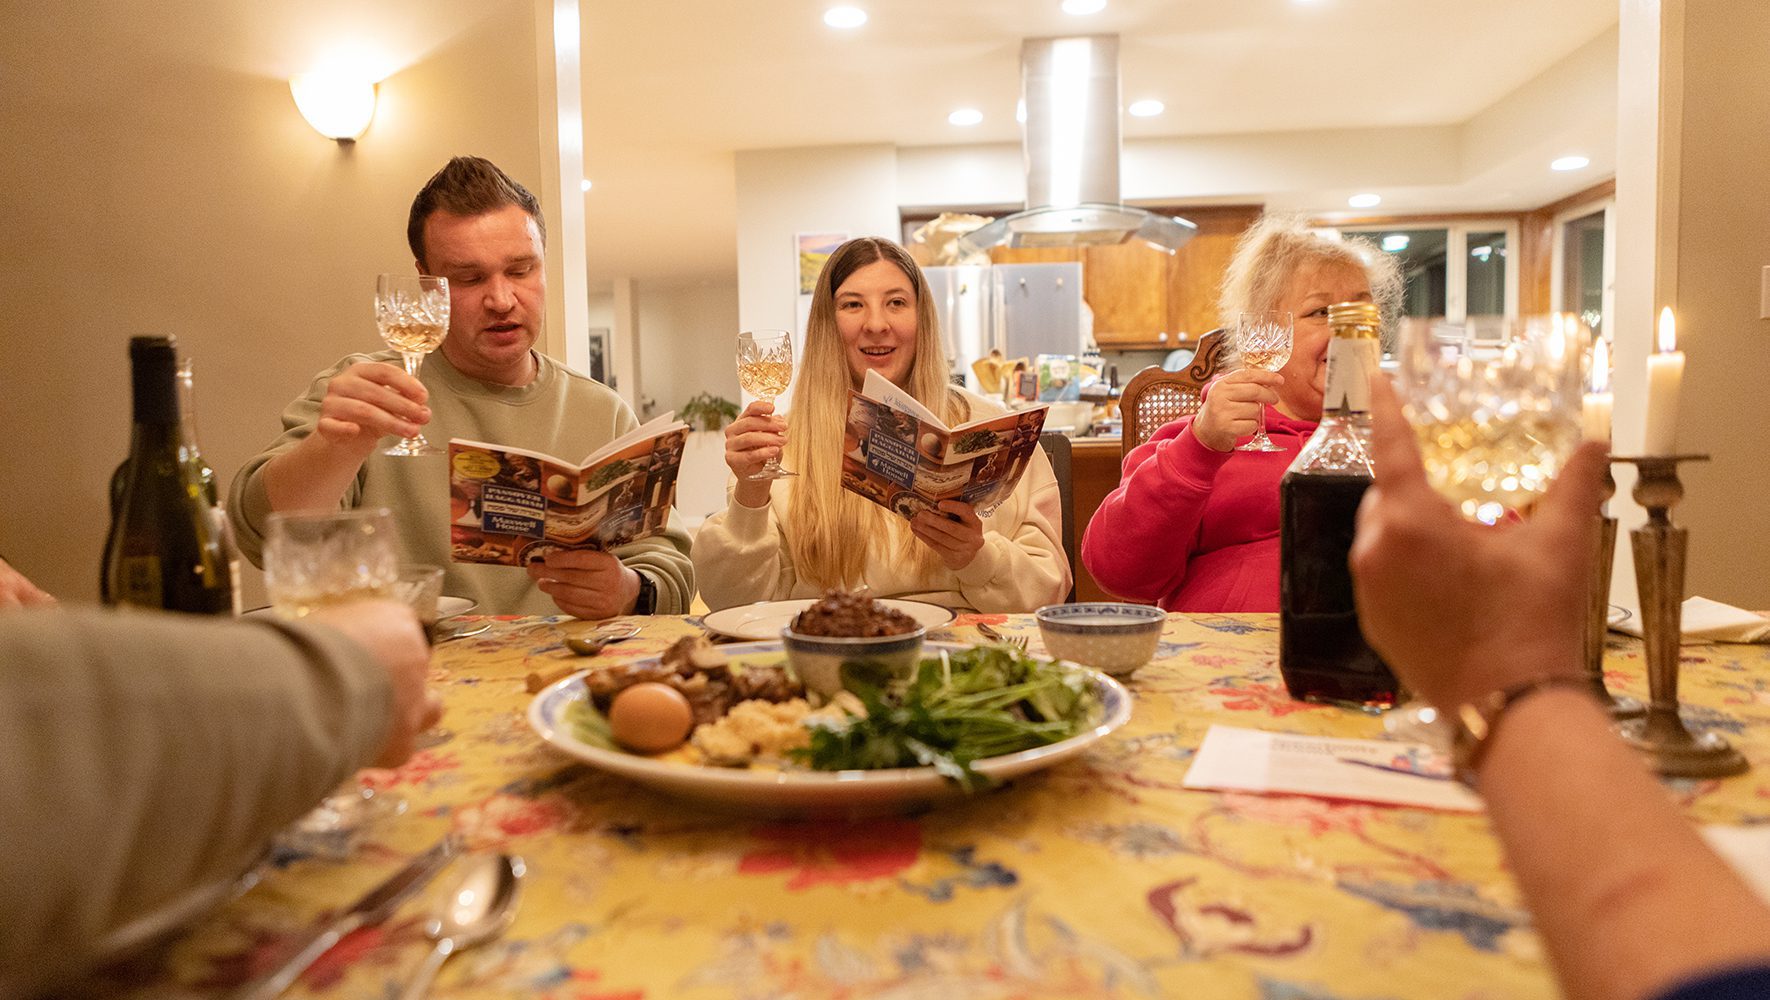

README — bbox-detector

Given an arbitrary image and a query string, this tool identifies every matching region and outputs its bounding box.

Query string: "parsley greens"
[791,645,1099,790]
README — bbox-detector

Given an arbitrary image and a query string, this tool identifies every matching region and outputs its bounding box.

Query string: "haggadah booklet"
[841,369,1049,520]
[447,413,687,566]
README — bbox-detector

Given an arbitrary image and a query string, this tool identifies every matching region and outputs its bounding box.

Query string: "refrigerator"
[924,262,1090,393]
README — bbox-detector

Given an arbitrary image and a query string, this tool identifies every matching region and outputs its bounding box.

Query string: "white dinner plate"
[1609,605,1631,628]
[438,595,478,618]
[245,595,478,619]
[527,641,1130,816]
[700,599,957,641]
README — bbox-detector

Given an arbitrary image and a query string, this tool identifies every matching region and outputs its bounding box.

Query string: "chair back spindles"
[1118,329,1229,464]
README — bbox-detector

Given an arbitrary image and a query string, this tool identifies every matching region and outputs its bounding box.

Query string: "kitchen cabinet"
[989,205,1261,350]
[1084,244,1172,346]
[1165,205,1262,344]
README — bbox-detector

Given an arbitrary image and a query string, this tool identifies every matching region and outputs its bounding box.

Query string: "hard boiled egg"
[607,682,694,754]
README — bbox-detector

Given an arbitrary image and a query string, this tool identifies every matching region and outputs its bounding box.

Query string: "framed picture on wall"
[797,233,846,295]
[588,327,609,385]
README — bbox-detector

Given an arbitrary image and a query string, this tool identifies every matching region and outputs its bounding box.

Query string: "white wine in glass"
[1236,310,1293,452]
[737,329,796,480]
[1398,318,1583,524]
[376,273,450,457]
[264,508,401,619]
[263,507,407,855]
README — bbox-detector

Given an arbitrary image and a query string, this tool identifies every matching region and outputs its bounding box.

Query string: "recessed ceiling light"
[948,108,983,126]
[1347,193,1382,209]
[823,6,867,29]
[1062,0,1107,13]
[1550,155,1590,171]
[1128,99,1164,118]
[581,179,593,192]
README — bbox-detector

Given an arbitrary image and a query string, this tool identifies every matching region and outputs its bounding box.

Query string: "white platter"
[700,599,956,642]
[527,641,1130,816]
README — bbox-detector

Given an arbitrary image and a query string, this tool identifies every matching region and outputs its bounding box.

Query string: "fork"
[975,621,1027,650]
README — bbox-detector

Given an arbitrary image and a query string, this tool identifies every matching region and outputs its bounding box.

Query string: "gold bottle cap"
[1327,300,1381,338]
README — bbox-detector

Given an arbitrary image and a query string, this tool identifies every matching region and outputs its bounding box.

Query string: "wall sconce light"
[290,71,377,142]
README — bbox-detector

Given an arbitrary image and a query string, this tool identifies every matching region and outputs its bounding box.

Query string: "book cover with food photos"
[840,370,1048,521]
[448,413,688,566]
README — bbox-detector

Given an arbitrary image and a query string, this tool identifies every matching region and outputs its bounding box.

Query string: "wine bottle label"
[115,555,163,608]
[1322,338,1381,413]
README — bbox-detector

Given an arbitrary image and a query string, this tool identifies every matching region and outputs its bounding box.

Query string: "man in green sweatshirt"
[229,157,693,617]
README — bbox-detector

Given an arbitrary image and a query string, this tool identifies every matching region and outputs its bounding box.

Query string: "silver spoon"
[564,620,640,656]
[399,852,524,1000]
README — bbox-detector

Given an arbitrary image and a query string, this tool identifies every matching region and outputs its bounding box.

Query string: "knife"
[236,834,459,1000]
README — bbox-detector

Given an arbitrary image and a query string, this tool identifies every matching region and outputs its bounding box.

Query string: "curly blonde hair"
[1217,214,1404,358]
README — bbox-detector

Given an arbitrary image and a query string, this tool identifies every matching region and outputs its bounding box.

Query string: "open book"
[448,413,688,566]
[840,370,1048,519]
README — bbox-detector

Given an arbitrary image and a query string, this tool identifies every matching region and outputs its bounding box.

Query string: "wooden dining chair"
[1036,431,1077,601]
[1118,328,1230,464]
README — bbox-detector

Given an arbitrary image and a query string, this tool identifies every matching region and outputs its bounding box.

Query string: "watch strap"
[631,571,658,615]
[1452,675,1591,786]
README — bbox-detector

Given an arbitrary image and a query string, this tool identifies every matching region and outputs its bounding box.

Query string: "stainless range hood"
[958,35,1196,255]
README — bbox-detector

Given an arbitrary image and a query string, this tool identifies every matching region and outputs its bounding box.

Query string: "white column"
[533,0,591,374]
[611,276,642,411]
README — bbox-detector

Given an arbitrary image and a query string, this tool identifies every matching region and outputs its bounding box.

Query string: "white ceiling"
[8,0,1618,293]
[582,0,1620,288]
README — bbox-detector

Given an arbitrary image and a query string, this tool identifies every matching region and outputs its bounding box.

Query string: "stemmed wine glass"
[1236,311,1294,452]
[376,274,450,457]
[265,508,409,856]
[737,329,797,480]
[1395,317,1583,524]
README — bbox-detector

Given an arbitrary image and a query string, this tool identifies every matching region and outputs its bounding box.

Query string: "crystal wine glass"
[265,508,408,855]
[1235,310,1294,452]
[264,508,401,616]
[1395,317,1583,524]
[376,273,450,457]
[737,329,796,480]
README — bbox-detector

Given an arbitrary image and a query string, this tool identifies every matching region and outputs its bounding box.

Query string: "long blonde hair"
[783,237,963,588]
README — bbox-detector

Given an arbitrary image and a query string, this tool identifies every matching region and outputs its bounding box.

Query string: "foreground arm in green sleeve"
[0,608,395,997]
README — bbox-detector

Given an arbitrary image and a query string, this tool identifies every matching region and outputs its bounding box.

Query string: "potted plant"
[680,392,740,432]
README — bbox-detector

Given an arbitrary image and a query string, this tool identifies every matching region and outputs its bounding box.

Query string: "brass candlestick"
[1585,461,1643,718]
[1610,454,1747,778]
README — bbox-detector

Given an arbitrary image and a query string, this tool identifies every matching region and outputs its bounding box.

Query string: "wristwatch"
[631,571,658,615]
[1448,675,1591,787]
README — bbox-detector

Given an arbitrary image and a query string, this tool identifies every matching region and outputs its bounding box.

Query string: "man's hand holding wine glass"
[311,362,433,455]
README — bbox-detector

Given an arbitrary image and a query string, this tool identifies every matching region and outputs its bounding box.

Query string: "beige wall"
[1671,2,1770,607]
[0,4,548,603]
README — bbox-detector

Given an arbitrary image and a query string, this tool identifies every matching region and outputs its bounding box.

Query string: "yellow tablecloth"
[141,614,1770,999]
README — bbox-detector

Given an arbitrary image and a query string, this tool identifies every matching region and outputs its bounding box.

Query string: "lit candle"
[1582,336,1613,444]
[1643,307,1684,455]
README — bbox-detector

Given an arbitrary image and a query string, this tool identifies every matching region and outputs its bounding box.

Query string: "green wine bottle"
[102,336,234,614]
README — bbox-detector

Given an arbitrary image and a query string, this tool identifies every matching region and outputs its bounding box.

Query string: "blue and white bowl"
[1034,602,1166,677]
[780,626,926,698]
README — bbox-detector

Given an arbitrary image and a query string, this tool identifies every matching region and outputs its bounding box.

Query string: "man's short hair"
[406,157,546,268]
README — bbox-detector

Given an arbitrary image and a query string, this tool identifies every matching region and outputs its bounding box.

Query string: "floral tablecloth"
[134,614,1770,999]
